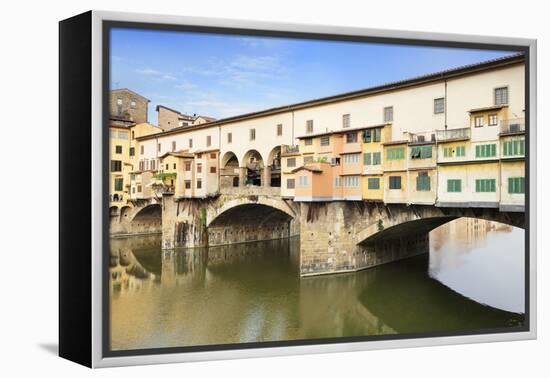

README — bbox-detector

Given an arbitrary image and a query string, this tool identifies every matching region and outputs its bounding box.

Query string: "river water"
[109,217,525,351]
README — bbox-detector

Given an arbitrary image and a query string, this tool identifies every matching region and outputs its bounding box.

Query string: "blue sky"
[110,28,517,124]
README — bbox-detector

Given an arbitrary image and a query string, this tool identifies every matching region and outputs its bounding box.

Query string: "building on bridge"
[116,53,525,215]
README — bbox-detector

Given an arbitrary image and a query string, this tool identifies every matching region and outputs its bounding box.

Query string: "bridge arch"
[206,196,295,227]
[357,205,525,246]
[221,151,240,188]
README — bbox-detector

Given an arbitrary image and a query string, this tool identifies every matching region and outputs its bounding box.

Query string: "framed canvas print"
[59,10,537,368]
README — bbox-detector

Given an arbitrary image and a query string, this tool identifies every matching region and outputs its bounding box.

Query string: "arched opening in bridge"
[208,203,293,246]
[109,206,119,217]
[357,215,524,307]
[267,146,282,187]
[221,151,240,188]
[242,149,264,186]
[131,204,162,234]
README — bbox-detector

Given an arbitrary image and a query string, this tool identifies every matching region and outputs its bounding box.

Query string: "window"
[495,87,508,105]
[171,141,176,151]
[299,176,308,187]
[306,120,314,134]
[344,153,359,164]
[387,147,405,160]
[116,98,122,105]
[158,143,161,152]
[363,129,371,143]
[384,106,393,122]
[488,114,498,126]
[130,99,136,109]
[304,138,313,146]
[151,160,156,171]
[287,178,295,189]
[110,160,122,172]
[503,138,525,156]
[114,178,123,191]
[447,179,462,193]
[443,147,453,158]
[140,145,144,155]
[227,132,232,143]
[196,179,202,189]
[346,132,358,143]
[363,153,371,165]
[373,128,381,142]
[250,128,256,141]
[410,145,432,159]
[456,146,466,157]
[185,180,191,189]
[476,179,496,192]
[342,114,350,128]
[197,163,202,173]
[131,131,135,140]
[129,147,135,156]
[138,160,144,170]
[416,172,431,191]
[334,176,341,187]
[474,116,484,127]
[115,145,122,154]
[389,176,401,189]
[320,135,330,146]
[165,164,169,170]
[209,166,216,173]
[206,135,211,147]
[373,152,381,165]
[137,184,142,192]
[368,177,380,190]
[508,177,525,194]
[434,98,445,114]
[287,158,296,168]
[183,162,191,171]
[475,144,497,158]
[344,176,359,187]
[189,138,193,148]
[277,124,283,136]
[303,156,314,164]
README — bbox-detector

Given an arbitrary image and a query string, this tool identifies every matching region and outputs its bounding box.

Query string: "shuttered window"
[410,145,432,159]
[342,114,350,128]
[287,158,296,168]
[363,153,371,165]
[387,147,405,160]
[368,177,380,190]
[503,139,525,156]
[384,106,393,122]
[373,152,381,165]
[114,178,123,191]
[495,87,508,105]
[287,178,295,189]
[306,120,313,134]
[475,144,497,158]
[110,160,122,172]
[508,177,525,194]
[475,179,496,192]
[416,172,431,191]
[434,98,445,114]
[447,179,462,193]
[389,176,401,189]
[456,146,466,157]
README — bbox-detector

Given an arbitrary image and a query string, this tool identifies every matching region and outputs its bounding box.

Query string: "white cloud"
[134,68,177,81]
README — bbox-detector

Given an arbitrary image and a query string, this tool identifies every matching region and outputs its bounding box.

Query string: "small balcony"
[436,127,471,142]
[282,145,300,155]
[408,131,436,144]
[500,118,525,135]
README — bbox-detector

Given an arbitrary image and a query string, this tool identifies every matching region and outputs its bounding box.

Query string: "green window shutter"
[475,145,481,158]
[490,144,496,157]
[373,152,381,165]
[422,146,432,158]
[364,153,371,165]
[475,179,480,192]
[114,178,123,191]
[519,139,525,155]
[491,179,496,192]
[503,141,509,156]
[368,178,380,189]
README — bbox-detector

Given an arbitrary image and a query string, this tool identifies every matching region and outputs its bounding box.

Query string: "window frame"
[434,97,445,114]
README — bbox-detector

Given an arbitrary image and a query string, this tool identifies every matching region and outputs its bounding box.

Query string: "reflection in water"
[109,219,525,351]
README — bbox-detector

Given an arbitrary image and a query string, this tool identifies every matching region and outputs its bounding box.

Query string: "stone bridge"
[110,191,524,277]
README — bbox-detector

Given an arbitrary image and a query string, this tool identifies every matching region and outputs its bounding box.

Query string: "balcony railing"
[436,127,471,142]
[408,131,436,144]
[500,118,525,135]
[282,145,300,155]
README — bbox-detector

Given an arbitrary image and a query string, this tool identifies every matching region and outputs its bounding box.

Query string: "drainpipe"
[444,79,448,130]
